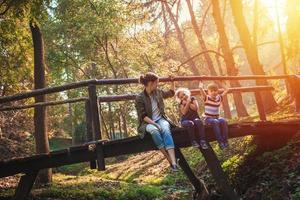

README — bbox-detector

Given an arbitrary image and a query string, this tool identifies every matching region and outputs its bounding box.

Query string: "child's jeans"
[205,117,228,144]
[181,118,206,142]
[146,118,175,150]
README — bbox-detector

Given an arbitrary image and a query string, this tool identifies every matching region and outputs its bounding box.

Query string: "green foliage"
[115,185,163,200]
[292,186,300,200]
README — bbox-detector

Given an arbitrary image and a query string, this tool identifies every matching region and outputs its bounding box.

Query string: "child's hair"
[175,88,191,103]
[139,72,159,86]
[207,83,218,91]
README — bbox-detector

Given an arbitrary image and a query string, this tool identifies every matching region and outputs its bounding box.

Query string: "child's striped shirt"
[204,95,222,118]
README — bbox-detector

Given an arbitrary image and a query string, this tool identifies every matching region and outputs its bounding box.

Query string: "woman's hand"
[154,123,162,132]
[169,75,176,91]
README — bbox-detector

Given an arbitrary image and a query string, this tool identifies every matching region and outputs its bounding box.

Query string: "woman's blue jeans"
[146,118,175,150]
[205,117,228,144]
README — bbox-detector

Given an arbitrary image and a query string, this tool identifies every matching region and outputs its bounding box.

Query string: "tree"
[211,0,248,117]
[286,0,300,70]
[230,0,277,112]
[30,21,52,184]
[163,1,199,75]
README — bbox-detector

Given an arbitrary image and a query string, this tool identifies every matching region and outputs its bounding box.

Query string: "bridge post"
[198,144,240,200]
[175,148,210,199]
[88,84,105,171]
[12,170,39,200]
[288,75,300,113]
[254,91,267,121]
[85,99,96,169]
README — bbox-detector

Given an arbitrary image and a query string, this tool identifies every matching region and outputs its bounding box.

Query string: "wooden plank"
[175,148,209,199]
[96,142,105,171]
[0,79,96,104]
[292,75,300,112]
[88,84,101,140]
[254,91,267,121]
[85,99,96,169]
[198,144,239,200]
[0,75,290,104]
[98,86,274,103]
[0,97,87,112]
[88,84,105,170]
[12,171,38,200]
[0,122,299,178]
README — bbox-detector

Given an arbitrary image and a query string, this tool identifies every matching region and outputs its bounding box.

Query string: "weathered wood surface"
[98,86,273,103]
[85,100,97,169]
[0,97,87,111]
[175,148,210,199]
[0,75,289,103]
[0,86,274,111]
[289,75,300,112]
[11,171,39,200]
[198,143,240,200]
[0,121,299,178]
[88,85,105,170]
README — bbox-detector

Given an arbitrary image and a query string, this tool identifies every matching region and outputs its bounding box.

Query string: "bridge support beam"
[88,84,105,171]
[12,170,38,200]
[198,144,240,200]
[288,75,300,113]
[85,99,96,169]
[175,148,209,199]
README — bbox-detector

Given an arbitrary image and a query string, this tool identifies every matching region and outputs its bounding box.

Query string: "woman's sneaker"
[191,140,200,148]
[200,140,208,149]
[170,164,179,172]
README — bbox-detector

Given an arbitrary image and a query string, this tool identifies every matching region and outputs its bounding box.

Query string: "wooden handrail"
[98,86,273,102]
[0,97,88,111]
[0,75,290,104]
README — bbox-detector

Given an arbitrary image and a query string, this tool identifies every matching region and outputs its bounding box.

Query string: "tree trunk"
[121,106,128,137]
[275,0,290,94]
[163,1,199,75]
[211,0,249,117]
[108,102,115,139]
[30,21,52,185]
[69,103,75,145]
[230,0,277,112]
[184,0,231,118]
[186,0,216,76]
[100,110,110,139]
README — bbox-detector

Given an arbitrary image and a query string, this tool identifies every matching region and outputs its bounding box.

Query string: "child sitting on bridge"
[198,82,230,150]
[175,88,208,149]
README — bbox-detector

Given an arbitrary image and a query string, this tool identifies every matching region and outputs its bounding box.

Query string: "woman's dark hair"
[139,72,159,86]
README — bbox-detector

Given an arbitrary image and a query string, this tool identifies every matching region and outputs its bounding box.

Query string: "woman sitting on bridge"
[175,88,208,150]
[135,72,178,172]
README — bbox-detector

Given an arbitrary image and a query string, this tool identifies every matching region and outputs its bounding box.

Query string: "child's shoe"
[224,141,229,148]
[191,140,200,148]
[219,142,226,150]
[200,140,208,149]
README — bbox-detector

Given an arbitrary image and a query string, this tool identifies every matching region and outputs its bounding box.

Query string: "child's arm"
[198,82,207,98]
[189,97,199,111]
[221,86,230,97]
[180,98,192,115]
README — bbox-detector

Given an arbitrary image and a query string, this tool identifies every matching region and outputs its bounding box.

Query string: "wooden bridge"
[0,75,300,200]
